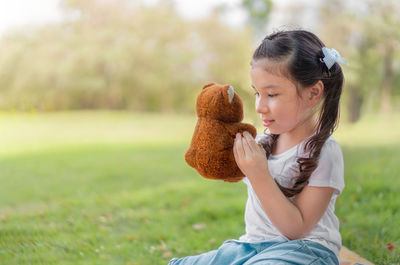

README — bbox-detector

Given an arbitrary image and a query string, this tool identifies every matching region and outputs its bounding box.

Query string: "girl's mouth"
[263,120,274,127]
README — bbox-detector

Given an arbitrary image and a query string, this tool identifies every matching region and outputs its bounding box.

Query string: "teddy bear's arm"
[226,123,257,139]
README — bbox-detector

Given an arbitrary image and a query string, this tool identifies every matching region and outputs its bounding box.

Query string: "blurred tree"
[318,0,365,122]
[318,0,400,122]
[191,8,253,105]
[240,0,273,40]
[0,0,253,113]
[363,0,400,115]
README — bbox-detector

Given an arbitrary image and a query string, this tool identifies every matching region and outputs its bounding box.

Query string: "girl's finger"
[234,133,244,158]
[241,133,252,155]
[257,142,266,154]
[242,132,255,153]
[233,137,239,161]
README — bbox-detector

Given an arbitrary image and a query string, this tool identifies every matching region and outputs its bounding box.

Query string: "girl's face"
[250,60,315,136]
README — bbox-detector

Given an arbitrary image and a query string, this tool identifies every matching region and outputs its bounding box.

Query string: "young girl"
[169,29,346,265]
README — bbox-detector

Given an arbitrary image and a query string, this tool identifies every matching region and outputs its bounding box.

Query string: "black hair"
[254,30,344,197]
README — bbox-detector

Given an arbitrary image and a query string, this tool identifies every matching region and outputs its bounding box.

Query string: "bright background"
[0,0,399,264]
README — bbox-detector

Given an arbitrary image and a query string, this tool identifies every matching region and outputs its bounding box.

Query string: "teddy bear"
[185,82,257,182]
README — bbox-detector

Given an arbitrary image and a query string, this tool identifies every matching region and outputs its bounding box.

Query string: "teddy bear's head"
[196,83,243,122]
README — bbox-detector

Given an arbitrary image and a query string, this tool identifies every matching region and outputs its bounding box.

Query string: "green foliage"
[0,111,399,264]
[0,0,253,113]
[240,0,273,39]
[318,0,400,121]
[0,0,398,122]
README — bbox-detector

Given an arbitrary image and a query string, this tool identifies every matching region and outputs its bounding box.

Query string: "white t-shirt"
[238,134,345,257]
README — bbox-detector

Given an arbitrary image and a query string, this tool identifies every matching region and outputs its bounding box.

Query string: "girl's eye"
[268,94,277,98]
[254,92,260,97]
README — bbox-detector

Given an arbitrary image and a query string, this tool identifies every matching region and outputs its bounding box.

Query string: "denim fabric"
[168,239,339,265]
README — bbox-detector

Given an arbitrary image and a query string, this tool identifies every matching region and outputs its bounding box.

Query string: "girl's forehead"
[251,66,291,85]
[250,59,297,87]
[251,59,290,78]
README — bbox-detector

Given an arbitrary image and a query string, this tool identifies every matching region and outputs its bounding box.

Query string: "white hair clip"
[320,47,347,70]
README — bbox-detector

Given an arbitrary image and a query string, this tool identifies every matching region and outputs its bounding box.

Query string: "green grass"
[0,111,399,264]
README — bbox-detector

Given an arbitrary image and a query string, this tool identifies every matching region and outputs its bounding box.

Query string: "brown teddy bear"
[185,82,257,182]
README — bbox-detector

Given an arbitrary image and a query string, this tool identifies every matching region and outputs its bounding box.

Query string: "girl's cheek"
[255,97,261,111]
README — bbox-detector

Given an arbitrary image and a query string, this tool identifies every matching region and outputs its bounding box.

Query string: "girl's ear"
[307,80,324,107]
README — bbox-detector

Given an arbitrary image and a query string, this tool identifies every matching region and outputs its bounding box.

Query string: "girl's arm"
[233,131,334,240]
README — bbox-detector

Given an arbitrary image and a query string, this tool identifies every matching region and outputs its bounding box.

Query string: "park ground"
[0,111,399,264]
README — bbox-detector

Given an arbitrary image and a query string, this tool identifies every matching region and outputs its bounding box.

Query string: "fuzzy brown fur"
[185,82,257,182]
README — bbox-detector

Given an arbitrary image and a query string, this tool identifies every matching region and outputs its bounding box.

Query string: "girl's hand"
[233,131,269,179]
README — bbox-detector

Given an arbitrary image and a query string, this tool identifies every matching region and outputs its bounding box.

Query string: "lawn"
[0,111,399,264]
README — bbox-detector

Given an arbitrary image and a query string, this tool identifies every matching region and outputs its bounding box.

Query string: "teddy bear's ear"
[227,85,235,103]
[202,83,215,90]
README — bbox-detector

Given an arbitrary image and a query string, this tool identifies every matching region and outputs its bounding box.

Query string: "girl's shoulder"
[301,135,343,164]
[309,135,345,194]
[321,136,343,156]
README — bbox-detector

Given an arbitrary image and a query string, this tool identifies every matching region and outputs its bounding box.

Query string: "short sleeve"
[308,137,345,195]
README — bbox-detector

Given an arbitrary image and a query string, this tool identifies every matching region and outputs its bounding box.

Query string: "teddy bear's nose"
[227,85,234,103]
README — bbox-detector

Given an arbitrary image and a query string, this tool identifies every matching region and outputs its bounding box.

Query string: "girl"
[169,29,346,265]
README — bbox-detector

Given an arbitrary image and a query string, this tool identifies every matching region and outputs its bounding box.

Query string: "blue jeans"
[168,239,339,265]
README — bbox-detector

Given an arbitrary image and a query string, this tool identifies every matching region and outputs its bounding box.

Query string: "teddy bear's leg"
[185,147,197,168]
[216,150,244,181]
[222,151,245,182]
[196,150,244,182]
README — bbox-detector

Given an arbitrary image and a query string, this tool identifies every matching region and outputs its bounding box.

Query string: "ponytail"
[254,30,344,197]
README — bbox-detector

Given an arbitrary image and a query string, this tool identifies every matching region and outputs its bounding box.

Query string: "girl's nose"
[256,98,269,114]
